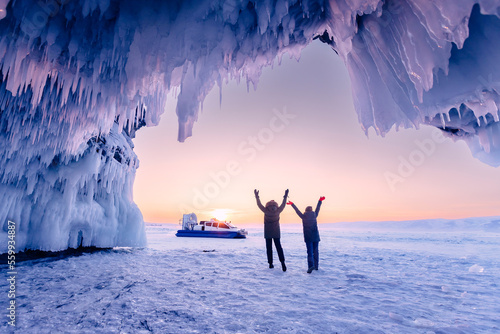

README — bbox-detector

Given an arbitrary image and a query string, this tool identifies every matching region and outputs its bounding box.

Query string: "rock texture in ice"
[1,0,499,251]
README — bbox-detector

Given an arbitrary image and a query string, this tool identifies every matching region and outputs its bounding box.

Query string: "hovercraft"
[176,213,248,238]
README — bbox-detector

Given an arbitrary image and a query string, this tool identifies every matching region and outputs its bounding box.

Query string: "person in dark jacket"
[254,189,289,271]
[288,196,325,273]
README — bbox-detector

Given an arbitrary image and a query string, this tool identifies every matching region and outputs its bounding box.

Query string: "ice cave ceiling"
[1,0,499,251]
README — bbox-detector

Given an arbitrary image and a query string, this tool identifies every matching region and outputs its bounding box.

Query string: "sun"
[211,209,230,221]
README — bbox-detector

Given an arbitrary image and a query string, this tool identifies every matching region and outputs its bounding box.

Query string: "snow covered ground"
[2,220,500,333]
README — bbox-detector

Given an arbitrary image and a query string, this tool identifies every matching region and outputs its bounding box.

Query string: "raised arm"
[290,202,304,219]
[254,189,265,212]
[315,196,325,217]
[278,189,289,213]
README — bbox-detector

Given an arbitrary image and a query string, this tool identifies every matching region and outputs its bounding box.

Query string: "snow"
[469,264,485,273]
[1,221,499,333]
[328,216,500,233]
[1,0,500,251]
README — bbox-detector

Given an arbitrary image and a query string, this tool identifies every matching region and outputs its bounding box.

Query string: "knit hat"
[305,206,313,212]
[266,200,278,207]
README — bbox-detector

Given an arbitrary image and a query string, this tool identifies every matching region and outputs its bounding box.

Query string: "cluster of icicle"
[1,0,499,252]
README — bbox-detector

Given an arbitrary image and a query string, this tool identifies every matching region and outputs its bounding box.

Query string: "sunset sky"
[133,42,500,225]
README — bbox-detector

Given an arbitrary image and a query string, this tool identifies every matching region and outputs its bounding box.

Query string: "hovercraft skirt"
[176,230,246,238]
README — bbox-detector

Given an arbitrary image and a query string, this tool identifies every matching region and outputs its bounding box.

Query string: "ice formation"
[1,0,499,252]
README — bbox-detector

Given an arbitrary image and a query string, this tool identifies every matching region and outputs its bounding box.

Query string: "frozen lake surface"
[2,221,500,333]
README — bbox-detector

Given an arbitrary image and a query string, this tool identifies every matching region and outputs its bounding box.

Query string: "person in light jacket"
[254,189,289,271]
[288,196,325,273]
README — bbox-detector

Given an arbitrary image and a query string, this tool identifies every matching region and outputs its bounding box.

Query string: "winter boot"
[281,262,287,272]
[269,263,274,269]
[307,267,314,274]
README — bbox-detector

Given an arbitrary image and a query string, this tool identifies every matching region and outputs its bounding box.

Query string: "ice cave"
[1,0,499,252]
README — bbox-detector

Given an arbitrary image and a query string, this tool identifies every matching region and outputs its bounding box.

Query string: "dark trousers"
[305,241,319,269]
[266,238,285,264]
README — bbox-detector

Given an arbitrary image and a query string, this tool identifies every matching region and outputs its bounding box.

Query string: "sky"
[133,41,500,225]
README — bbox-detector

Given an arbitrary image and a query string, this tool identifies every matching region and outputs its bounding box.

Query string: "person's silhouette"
[288,196,325,273]
[255,189,289,271]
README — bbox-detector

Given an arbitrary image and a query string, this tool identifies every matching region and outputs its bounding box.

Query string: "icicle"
[439,113,446,128]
